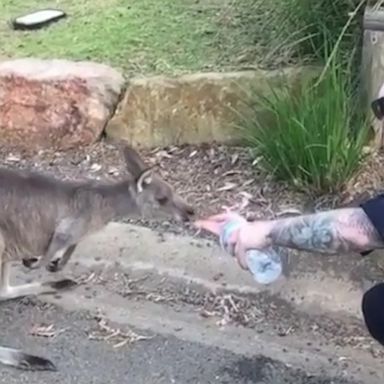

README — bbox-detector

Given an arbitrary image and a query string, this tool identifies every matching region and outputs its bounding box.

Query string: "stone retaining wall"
[0,58,319,151]
[106,67,319,148]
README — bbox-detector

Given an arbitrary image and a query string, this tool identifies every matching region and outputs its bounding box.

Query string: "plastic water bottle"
[219,218,285,285]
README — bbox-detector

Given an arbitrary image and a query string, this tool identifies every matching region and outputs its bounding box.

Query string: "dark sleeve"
[362,282,384,346]
[359,193,384,256]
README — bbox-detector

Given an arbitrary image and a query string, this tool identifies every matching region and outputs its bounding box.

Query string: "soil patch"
[0,139,382,236]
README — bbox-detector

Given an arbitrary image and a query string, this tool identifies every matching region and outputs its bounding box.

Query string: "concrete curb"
[58,222,383,320]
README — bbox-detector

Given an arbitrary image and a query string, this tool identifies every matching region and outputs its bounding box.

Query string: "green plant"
[237,55,370,195]
[278,0,364,63]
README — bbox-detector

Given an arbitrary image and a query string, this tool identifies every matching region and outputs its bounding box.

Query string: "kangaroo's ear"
[136,169,153,192]
[122,146,147,179]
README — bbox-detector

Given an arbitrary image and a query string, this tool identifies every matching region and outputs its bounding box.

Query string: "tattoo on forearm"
[268,208,384,254]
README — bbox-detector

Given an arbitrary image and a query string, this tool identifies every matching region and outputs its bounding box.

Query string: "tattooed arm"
[267,207,384,254]
[194,197,384,270]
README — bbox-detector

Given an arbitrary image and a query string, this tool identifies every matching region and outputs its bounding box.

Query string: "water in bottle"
[219,218,286,285]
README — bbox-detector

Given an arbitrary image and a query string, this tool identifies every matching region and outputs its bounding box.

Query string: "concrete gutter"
[54,221,381,321]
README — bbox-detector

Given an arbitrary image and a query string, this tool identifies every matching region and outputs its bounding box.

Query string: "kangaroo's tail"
[0,346,56,371]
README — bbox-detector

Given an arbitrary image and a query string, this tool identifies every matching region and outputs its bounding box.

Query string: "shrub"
[237,54,370,195]
[278,0,365,64]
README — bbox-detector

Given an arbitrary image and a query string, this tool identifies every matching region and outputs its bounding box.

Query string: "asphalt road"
[0,299,357,384]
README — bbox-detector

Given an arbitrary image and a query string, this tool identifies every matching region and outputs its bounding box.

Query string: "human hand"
[194,212,273,270]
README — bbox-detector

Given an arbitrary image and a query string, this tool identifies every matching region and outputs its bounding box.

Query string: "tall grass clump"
[278,0,365,65]
[238,51,370,195]
[235,0,372,195]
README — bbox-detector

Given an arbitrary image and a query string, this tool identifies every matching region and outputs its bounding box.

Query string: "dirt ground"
[1,139,382,228]
[0,295,363,384]
[0,138,383,382]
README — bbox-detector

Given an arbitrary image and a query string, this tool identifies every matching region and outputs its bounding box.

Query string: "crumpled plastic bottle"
[219,217,286,285]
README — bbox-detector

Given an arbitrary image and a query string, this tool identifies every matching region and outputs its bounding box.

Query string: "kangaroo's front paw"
[46,251,73,273]
[22,256,41,269]
[47,258,61,273]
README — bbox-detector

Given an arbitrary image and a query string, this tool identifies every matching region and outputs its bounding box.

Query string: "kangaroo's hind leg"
[0,234,77,301]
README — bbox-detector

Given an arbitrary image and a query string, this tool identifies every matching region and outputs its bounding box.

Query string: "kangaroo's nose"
[180,206,194,222]
[186,206,195,217]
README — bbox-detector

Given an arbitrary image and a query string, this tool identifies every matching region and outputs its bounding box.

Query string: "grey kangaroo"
[0,145,194,371]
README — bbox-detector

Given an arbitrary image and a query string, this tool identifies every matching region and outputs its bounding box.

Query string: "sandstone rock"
[106,67,319,148]
[0,58,125,151]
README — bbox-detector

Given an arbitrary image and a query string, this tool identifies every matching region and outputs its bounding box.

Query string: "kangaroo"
[0,145,194,371]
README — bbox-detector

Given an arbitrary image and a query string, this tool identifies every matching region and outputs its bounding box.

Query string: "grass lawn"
[0,0,297,75]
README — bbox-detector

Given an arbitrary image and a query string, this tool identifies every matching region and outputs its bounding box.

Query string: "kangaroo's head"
[122,146,194,222]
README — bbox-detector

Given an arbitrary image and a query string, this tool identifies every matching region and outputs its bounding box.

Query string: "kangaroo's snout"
[175,199,195,222]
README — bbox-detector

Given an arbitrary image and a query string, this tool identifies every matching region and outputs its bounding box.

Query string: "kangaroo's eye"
[158,196,168,205]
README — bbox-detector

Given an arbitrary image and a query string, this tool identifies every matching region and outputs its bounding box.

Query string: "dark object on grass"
[10,9,67,31]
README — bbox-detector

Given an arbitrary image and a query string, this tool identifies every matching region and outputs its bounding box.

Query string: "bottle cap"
[219,220,243,254]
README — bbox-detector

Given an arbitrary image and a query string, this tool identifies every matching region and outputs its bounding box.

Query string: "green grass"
[2,0,356,75]
[276,0,364,62]
[237,52,370,195]
[0,0,287,75]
